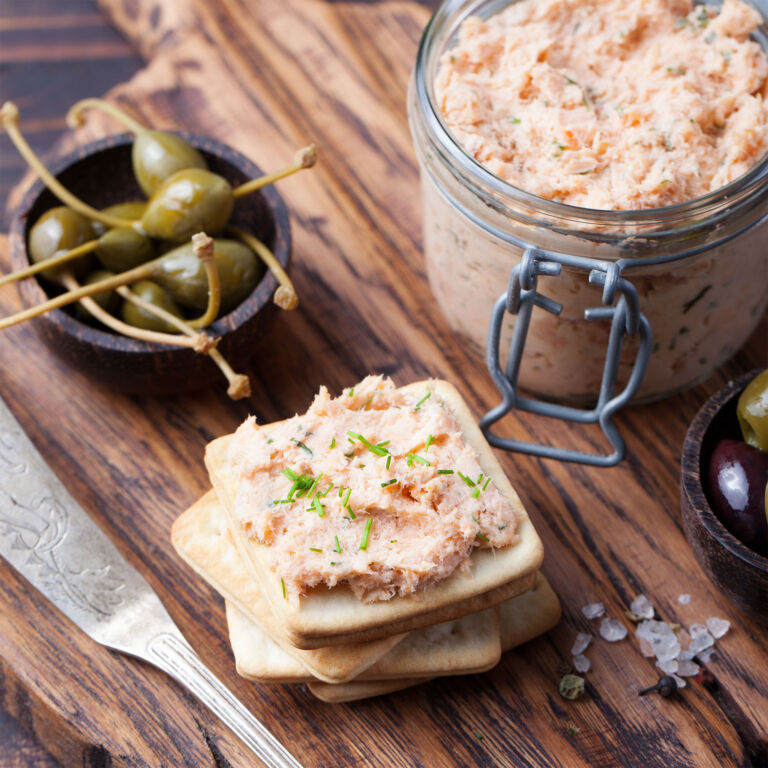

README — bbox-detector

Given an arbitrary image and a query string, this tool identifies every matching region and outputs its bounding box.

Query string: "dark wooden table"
[0,0,767,766]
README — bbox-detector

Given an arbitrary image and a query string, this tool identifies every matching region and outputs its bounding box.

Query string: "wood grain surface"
[0,0,767,767]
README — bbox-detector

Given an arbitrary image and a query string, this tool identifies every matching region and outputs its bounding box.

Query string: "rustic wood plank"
[1,0,767,765]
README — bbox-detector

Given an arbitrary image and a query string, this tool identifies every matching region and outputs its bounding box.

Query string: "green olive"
[133,132,207,197]
[28,206,95,281]
[154,239,263,313]
[738,369,768,452]
[75,270,120,321]
[140,168,234,243]
[121,280,184,333]
[96,228,154,273]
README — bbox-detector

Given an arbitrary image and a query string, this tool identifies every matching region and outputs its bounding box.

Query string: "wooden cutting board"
[0,0,766,766]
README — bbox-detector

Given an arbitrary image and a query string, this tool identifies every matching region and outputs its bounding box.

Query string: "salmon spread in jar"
[408,0,768,404]
[226,377,522,602]
[435,0,768,210]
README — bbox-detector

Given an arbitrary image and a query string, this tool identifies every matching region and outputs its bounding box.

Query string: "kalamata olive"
[708,438,768,555]
[737,370,768,453]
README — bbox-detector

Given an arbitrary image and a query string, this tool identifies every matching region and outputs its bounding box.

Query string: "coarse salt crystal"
[573,654,591,673]
[672,674,687,689]
[698,647,716,663]
[600,617,628,642]
[677,649,696,661]
[571,632,592,656]
[638,637,655,658]
[630,594,654,619]
[657,658,678,674]
[706,617,730,639]
[652,634,681,662]
[678,594,691,605]
[676,659,700,677]
[688,630,714,654]
[636,620,673,641]
[582,602,605,620]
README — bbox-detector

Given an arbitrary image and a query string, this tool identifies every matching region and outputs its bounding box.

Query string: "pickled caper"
[28,206,95,281]
[140,168,234,243]
[75,270,120,320]
[66,98,206,196]
[96,228,154,273]
[738,369,768,452]
[154,239,261,312]
[121,280,184,333]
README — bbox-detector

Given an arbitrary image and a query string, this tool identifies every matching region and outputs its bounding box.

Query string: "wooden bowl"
[7,132,291,395]
[680,369,768,625]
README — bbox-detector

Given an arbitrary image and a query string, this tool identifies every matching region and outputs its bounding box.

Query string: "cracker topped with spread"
[226,376,522,602]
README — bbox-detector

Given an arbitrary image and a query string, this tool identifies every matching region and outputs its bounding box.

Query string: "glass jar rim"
[414,0,768,228]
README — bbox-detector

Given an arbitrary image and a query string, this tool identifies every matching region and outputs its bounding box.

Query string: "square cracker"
[308,572,561,703]
[205,379,544,649]
[228,601,501,683]
[171,490,405,683]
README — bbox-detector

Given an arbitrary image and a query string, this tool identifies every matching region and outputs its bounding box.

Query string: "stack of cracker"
[172,380,560,703]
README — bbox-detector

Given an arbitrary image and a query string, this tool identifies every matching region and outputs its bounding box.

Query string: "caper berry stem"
[117,284,251,400]
[0,102,137,231]
[66,97,147,135]
[231,144,317,199]
[229,227,298,310]
[0,257,158,330]
[186,232,221,329]
[0,239,98,288]
[60,273,205,350]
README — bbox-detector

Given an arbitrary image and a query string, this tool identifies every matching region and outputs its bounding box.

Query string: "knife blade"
[0,395,301,768]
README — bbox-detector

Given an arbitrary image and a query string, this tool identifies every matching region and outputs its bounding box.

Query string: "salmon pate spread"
[435,0,768,209]
[227,377,521,602]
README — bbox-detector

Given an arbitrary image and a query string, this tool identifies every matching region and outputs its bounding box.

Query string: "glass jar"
[408,0,768,405]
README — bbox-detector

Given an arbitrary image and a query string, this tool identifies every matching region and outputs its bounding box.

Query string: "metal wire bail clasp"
[480,248,653,467]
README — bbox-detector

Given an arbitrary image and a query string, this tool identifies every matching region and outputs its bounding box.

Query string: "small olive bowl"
[7,132,291,395]
[680,369,768,626]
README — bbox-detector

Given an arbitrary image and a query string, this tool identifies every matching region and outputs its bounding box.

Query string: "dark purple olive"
[707,439,768,555]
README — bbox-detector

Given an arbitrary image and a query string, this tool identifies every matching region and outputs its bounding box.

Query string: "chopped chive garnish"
[334,536,342,554]
[281,578,287,599]
[414,392,431,409]
[406,454,414,467]
[329,437,336,449]
[282,467,299,481]
[498,523,508,531]
[343,488,352,507]
[311,495,325,517]
[266,438,274,444]
[359,518,373,550]
[381,478,398,488]
[457,472,476,487]
[348,387,354,397]
[347,437,356,444]
[477,473,483,485]
[321,483,334,498]
[346,507,356,520]
[483,477,491,491]
[472,488,480,499]
[330,561,340,566]
[412,454,430,466]
[425,434,435,452]
[385,455,392,470]
[390,539,397,543]
[273,499,295,505]
[347,431,389,456]
[476,533,490,542]
[377,440,390,447]
[309,547,323,553]
[306,473,323,498]
[338,484,344,498]
[437,469,454,475]
[362,396,373,410]
[291,438,313,455]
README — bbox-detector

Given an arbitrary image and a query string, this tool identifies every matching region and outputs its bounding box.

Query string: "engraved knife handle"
[146,632,302,768]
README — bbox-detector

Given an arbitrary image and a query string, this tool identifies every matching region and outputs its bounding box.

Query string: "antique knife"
[0,395,302,768]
